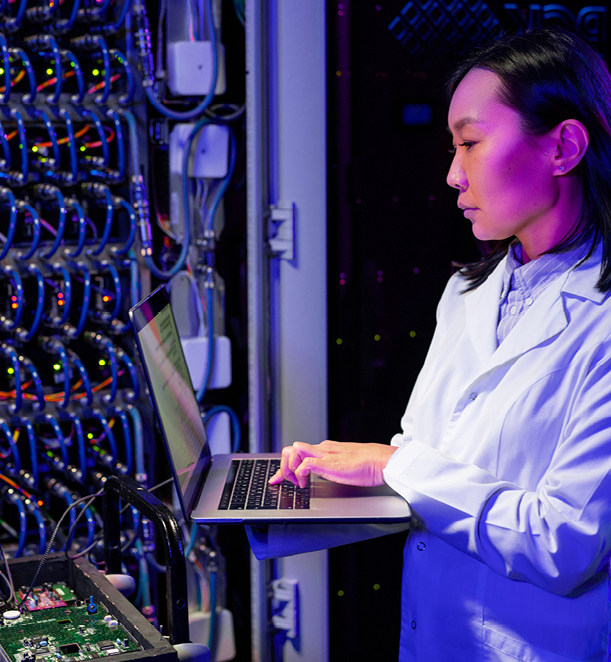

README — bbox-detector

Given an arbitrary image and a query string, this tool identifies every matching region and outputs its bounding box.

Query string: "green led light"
[409,331,416,338]
[7,367,14,375]
[336,338,343,345]
[0,68,4,75]
[80,146,86,152]
[87,433,94,440]
[31,145,38,153]
[373,584,380,591]
[99,359,106,366]
[374,334,380,341]
[46,68,53,76]
[92,68,99,76]
[53,363,61,371]
[337,590,344,597]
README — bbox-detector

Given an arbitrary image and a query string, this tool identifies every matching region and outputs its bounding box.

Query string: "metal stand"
[103,474,190,646]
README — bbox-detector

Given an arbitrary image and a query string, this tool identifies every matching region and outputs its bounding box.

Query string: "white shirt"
[384,244,611,661]
[497,242,587,345]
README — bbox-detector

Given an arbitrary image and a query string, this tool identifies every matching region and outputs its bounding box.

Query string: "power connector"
[167,41,226,96]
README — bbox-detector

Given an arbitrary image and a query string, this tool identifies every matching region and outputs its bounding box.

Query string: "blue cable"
[0,344,22,414]
[0,35,10,104]
[18,265,45,342]
[134,539,151,609]
[205,127,237,234]
[91,187,114,256]
[0,187,17,259]
[70,261,91,337]
[109,407,133,473]
[48,36,63,103]
[64,199,87,258]
[204,405,241,453]
[79,108,110,166]
[97,260,122,320]
[14,417,39,485]
[184,522,199,557]
[39,186,67,259]
[41,413,69,467]
[68,349,93,406]
[16,203,41,260]
[51,0,81,32]
[104,0,132,32]
[32,108,61,171]
[5,490,27,557]
[59,411,86,481]
[51,341,71,408]
[29,36,62,104]
[10,109,29,184]
[110,49,135,105]
[59,108,79,183]
[127,405,145,479]
[129,251,141,307]
[98,335,119,403]
[0,418,20,471]
[90,409,118,460]
[4,0,28,33]
[117,348,139,400]
[20,357,45,412]
[106,109,126,181]
[8,50,35,102]
[196,286,215,402]
[0,265,24,330]
[48,264,72,326]
[0,119,11,171]
[61,52,85,105]
[114,198,136,255]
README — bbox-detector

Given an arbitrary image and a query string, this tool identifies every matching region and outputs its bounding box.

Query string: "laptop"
[129,284,412,524]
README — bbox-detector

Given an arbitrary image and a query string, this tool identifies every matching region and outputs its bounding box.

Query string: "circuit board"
[0,583,142,661]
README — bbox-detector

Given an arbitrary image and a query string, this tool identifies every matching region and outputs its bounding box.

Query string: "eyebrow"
[447,116,482,133]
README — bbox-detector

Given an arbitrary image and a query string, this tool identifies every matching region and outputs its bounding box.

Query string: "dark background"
[325,1,609,659]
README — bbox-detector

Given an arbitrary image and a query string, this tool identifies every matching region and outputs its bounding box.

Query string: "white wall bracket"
[271,578,299,639]
[268,201,296,260]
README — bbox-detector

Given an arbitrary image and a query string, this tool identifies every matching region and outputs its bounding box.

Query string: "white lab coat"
[383,245,611,661]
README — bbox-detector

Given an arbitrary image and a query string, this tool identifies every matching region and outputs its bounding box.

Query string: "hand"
[268,440,398,489]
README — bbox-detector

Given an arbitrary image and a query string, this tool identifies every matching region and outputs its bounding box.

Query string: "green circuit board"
[0,583,142,662]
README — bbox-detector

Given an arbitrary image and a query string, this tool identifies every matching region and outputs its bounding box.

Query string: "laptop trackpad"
[311,477,397,498]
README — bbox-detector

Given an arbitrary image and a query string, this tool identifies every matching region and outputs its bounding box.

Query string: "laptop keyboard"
[218,458,311,510]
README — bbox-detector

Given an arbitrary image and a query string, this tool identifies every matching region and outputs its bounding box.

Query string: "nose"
[446,152,467,191]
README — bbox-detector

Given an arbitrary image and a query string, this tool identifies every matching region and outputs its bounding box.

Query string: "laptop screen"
[130,285,211,518]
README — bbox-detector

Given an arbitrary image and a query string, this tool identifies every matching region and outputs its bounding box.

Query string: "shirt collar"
[499,240,591,303]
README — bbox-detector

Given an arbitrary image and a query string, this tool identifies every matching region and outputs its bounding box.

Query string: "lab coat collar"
[463,242,606,368]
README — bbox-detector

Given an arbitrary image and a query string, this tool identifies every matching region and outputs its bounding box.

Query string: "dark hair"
[448,27,611,292]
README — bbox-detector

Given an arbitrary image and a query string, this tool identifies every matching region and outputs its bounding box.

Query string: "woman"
[270,28,611,661]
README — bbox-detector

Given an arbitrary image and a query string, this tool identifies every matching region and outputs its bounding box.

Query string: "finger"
[268,469,284,485]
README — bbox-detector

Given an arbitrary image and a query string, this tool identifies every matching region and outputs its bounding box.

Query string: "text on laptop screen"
[133,291,211,512]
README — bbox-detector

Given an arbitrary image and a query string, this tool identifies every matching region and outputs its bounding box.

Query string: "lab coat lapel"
[490,275,568,368]
[464,261,504,365]
[464,256,570,372]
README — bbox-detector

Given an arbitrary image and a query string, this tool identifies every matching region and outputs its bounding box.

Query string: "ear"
[550,119,589,176]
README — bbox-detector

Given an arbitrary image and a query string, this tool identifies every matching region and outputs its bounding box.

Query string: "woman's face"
[447,68,562,260]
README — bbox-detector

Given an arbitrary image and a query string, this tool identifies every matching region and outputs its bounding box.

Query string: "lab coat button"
[417,542,425,551]
[525,297,533,305]
[411,621,416,629]
[510,305,518,315]
[469,392,477,401]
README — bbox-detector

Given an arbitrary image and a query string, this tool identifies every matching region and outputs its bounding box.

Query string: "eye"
[448,141,475,154]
